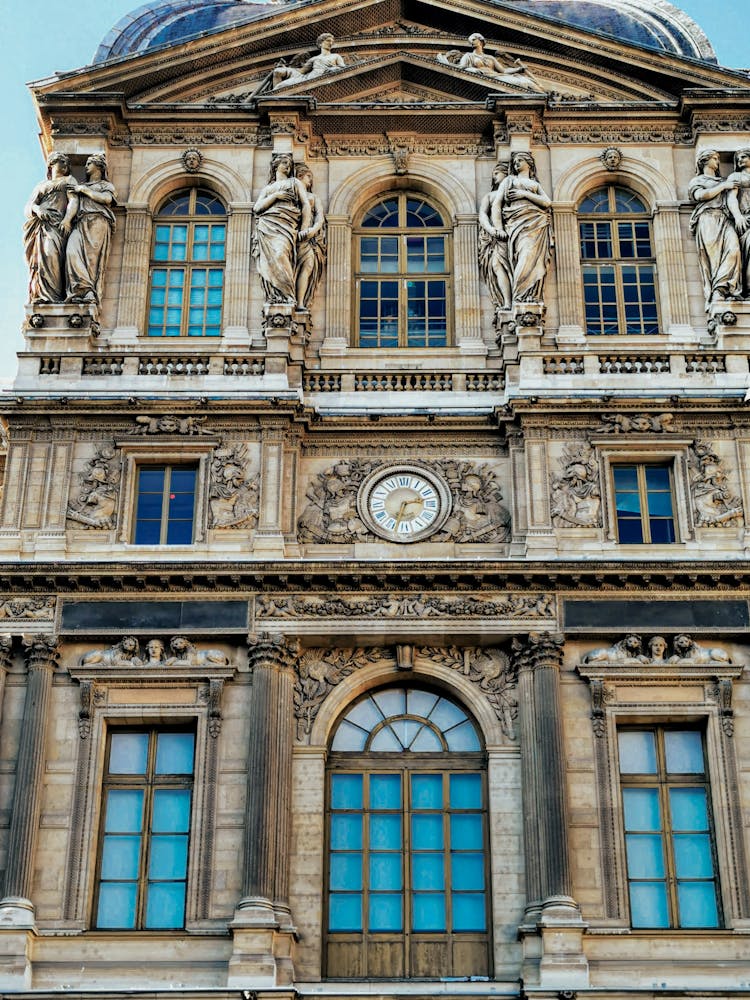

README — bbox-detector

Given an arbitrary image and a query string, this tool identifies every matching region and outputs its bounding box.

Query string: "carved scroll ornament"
[66,443,121,529]
[208,443,259,529]
[550,442,601,528]
[689,441,744,527]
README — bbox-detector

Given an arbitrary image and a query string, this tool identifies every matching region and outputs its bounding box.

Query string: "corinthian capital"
[511,631,565,673]
[246,631,299,673]
[0,635,12,672]
[21,633,60,670]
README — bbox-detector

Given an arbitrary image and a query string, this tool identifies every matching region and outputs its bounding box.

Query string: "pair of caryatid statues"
[24,152,117,308]
[689,148,750,311]
[252,155,327,311]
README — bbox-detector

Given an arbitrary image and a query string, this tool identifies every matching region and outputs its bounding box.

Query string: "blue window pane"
[649,519,676,544]
[155,733,195,775]
[145,882,185,929]
[413,854,444,890]
[369,893,403,931]
[645,466,670,489]
[450,774,482,809]
[453,894,486,931]
[619,731,657,773]
[450,815,483,850]
[670,788,708,830]
[410,727,443,752]
[411,774,443,810]
[370,774,401,810]
[445,720,481,751]
[370,815,401,850]
[134,520,161,545]
[136,493,163,521]
[100,836,141,879]
[630,882,669,927]
[166,520,194,545]
[623,788,661,831]
[665,731,704,774]
[105,790,144,833]
[647,492,674,517]
[332,721,368,752]
[412,892,445,931]
[412,815,443,850]
[331,814,362,850]
[370,853,402,891]
[677,882,719,928]
[97,883,137,928]
[109,733,149,774]
[673,834,714,878]
[451,853,485,891]
[372,689,406,717]
[138,468,165,491]
[331,774,363,810]
[626,834,665,878]
[149,835,188,879]
[152,789,191,833]
[613,466,638,490]
[329,893,362,931]
[168,492,196,520]
[169,469,196,491]
[618,519,644,543]
[330,852,363,891]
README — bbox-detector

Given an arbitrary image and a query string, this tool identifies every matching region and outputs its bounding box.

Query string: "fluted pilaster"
[1,635,59,921]
[223,205,253,334]
[552,206,585,335]
[115,206,151,335]
[653,203,692,333]
[323,216,352,347]
[454,214,484,350]
[0,636,12,732]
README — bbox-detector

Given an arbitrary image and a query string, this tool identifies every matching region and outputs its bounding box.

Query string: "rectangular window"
[612,463,676,543]
[133,465,197,545]
[618,727,720,928]
[95,728,195,930]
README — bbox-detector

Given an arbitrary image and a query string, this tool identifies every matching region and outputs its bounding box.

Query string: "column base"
[228,902,296,987]
[520,901,589,990]
[0,898,36,930]
[0,928,34,989]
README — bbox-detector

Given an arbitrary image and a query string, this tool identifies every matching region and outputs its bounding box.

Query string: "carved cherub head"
[601,146,622,171]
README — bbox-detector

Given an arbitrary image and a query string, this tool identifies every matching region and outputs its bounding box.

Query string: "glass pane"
[664,731,704,774]
[370,853,402,891]
[451,853,485,890]
[645,466,670,490]
[100,836,141,879]
[104,790,144,833]
[331,773,363,810]
[345,697,384,732]
[152,789,191,833]
[331,814,362,850]
[579,188,609,213]
[630,882,669,927]
[625,834,665,878]
[677,882,718,928]
[445,720,481,751]
[361,199,398,228]
[109,733,149,774]
[329,893,362,931]
[369,893,402,931]
[450,773,482,809]
[413,854,444,890]
[372,689,406,717]
[391,718,422,748]
[155,733,194,775]
[411,774,443,810]
[618,731,657,773]
[370,726,403,752]
[97,883,137,928]
[670,787,708,831]
[410,728,443,752]
[428,698,467,733]
[332,719,368,752]
[613,466,638,490]
[330,853,363,891]
[450,815,483,850]
[145,882,185,929]
[412,815,443,850]
[618,519,644,544]
[623,788,661,831]
[407,689,439,717]
[370,774,401,810]
[453,894,486,931]
[149,835,188,879]
[370,815,401,850]
[673,834,714,878]
[412,892,446,931]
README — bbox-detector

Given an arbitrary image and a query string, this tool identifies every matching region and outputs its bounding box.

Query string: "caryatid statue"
[688,149,743,310]
[272,32,346,89]
[478,153,553,310]
[23,152,78,303]
[252,154,312,306]
[65,153,118,306]
[294,162,327,311]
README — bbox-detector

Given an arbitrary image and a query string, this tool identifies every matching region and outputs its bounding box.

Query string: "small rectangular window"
[618,727,720,928]
[612,463,676,543]
[133,465,197,545]
[95,728,195,930]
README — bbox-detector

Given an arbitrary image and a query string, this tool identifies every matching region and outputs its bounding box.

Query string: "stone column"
[652,203,692,340]
[229,632,298,986]
[454,214,486,354]
[321,215,351,354]
[114,205,151,342]
[552,204,585,341]
[0,634,59,923]
[513,633,543,925]
[223,204,253,343]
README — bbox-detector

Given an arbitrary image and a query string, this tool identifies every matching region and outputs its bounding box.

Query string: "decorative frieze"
[257,591,555,620]
[582,632,732,664]
[79,635,230,667]
[596,413,674,433]
[131,414,211,435]
[0,596,55,621]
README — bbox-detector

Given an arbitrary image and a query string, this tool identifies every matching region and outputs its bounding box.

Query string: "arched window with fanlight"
[578,185,659,335]
[325,686,490,979]
[147,188,226,337]
[355,194,451,348]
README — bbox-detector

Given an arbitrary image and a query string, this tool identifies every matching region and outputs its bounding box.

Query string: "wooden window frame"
[93,725,196,931]
[610,461,678,544]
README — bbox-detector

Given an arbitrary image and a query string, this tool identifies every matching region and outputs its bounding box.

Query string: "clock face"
[358,467,451,543]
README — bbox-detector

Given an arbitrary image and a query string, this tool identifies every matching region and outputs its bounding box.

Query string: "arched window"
[325,686,490,979]
[578,185,658,335]
[355,194,450,348]
[147,189,226,337]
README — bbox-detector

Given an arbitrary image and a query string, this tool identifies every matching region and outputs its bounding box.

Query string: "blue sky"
[0,1,746,381]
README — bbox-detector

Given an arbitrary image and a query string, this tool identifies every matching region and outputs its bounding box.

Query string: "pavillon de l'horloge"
[2,0,750,996]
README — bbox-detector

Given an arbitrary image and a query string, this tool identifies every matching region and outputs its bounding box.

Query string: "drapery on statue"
[252,154,312,306]
[65,154,117,305]
[23,152,78,303]
[294,162,326,311]
[439,33,542,91]
[478,153,553,309]
[272,32,346,89]
[726,148,750,296]
[688,149,743,310]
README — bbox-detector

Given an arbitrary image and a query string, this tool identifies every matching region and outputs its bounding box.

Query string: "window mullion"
[159,469,171,545]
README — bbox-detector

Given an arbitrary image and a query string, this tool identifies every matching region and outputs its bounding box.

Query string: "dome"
[93,0,286,63]
[506,0,716,62]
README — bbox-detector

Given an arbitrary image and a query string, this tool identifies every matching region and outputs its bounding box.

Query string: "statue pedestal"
[23,302,98,350]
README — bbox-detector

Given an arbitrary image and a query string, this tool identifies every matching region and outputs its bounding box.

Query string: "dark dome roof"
[93,0,715,65]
